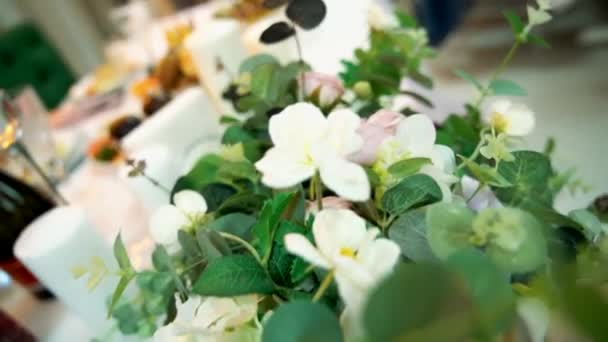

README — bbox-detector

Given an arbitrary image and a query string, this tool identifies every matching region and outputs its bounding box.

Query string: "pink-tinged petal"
[255,147,316,189]
[326,109,364,157]
[367,110,403,134]
[319,158,370,202]
[349,124,391,165]
[284,233,331,269]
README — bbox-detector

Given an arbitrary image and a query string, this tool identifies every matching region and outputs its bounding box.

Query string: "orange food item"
[131,77,161,99]
[87,136,123,163]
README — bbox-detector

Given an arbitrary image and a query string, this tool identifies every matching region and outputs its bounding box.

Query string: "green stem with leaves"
[312,270,335,302]
[473,40,521,109]
[219,232,262,264]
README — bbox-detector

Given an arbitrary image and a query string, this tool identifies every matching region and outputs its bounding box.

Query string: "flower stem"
[219,232,262,264]
[291,21,305,102]
[316,175,323,212]
[456,129,489,172]
[474,40,521,109]
[466,182,485,204]
[313,270,335,302]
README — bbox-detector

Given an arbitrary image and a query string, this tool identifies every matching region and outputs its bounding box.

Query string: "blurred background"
[0,0,607,340]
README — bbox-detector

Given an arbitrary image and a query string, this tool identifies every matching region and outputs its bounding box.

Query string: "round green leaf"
[260,21,295,44]
[364,263,476,341]
[286,0,327,30]
[262,301,343,342]
[388,209,437,262]
[426,203,475,260]
[474,208,548,273]
[192,255,274,296]
[447,249,516,334]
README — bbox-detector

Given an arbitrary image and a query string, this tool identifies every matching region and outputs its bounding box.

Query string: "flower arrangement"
[76,1,608,341]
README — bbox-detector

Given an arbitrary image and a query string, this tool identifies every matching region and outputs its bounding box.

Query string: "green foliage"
[569,209,603,241]
[192,255,274,296]
[460,158,512,188]
[489,79,528,97]
[382,174,442,217]
[387,157,431,179]
[108,234,135,317]
[494,151,553,207]
[262,301,343,342]
[364,263,476,341]
[252,192,297,263]
[455,69,483,91]
[504,10,525,37]
[208,212,257,240]
[426,203,475,260]
[341,14,435,101]
[268,221,306,286]
[388,209,437,262]
[436,115,480,158]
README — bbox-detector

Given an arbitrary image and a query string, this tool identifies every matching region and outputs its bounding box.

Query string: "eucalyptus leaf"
[239,54,280,74]
[489,79,527,97]
[108,275,134,317]
[504,10,525,36]
[152,246,188,298]
[192,255,274,296]
[262,301,343,342]
[286,0,327,30]
[208,213,257,240]
[382,174,442,216]
[113,233,134,272]
[455,69,483,91]
[569,209,602,241]
[260,22,295,44]
[426,203,475,260]
[447,249,516,335]
[196,229,231,260]
[387,158,432,179]
[494,151,552,207]
[216,192,268,215]
[364,263,476,341]
[388,209,437,262]
[527,34,551,48]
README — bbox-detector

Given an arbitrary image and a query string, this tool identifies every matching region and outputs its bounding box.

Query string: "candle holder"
[0,90,68,205]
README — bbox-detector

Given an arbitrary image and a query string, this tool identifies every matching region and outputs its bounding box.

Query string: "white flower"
[368,3,398,30]
[153,295,259,342]
[537,0,552,11]
[301,72,344,110]
[527,5,552,27]
[149,190,207,252]
[483,99,535,136]
[373,114,458,201]
[255,103,370,202]
[284,209,400,313]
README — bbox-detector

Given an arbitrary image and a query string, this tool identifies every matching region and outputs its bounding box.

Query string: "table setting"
[1,0,608,341]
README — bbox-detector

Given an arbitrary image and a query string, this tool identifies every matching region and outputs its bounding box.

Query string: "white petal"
[505,104,535,136]
[420,165,457,202]
[527,6,552,26]
[319,158,370,202]
[269,102,327,150]
[326,109,364,157]
[313,209,368,259]
[357,238,400,280]
[284,233,331,269]
[334,269,370,313]
[255,147,316,188]
[430,144,456,173]
[149,205,187,246]
[174,190,207,216]
[396,114,436,156]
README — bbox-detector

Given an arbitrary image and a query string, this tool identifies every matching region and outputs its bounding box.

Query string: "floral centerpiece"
[75,1,608,341]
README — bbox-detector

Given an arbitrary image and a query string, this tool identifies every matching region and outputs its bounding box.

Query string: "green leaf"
[388,209,437,262]
[216,192,268,215]
[436,115,480,158]
[218,160,259,184]
[286,0,327,30]
[192,255,274,296]
[222,125,255,145]
[569,209,602,240]
[364,263,476,341]
[219,115,239,125]
[199,183,237,212]
[252,192,296,261]
[460,158,512,188]
[178,230,203,260]
[152,246,188,298]
[473,208,548,273]
[489,79,528,97]
[262,301,343,342]
[400,90,434,108]
[447,249,516,335]
[113,233,133,272]
[196,229,231,260]
[260,22,296,44]
[382,174,443,216]
[504,10,525,36]
[208,213,257,240]
[527,34,551,48]
[387,158,432,179]
[495,151,552,207]
[108,275,134,317]
[268,221,306,286]
[426,203,475,260]
[454,69,483,90]
[395,10,418,28]
[251,62,282,103]
[239,54,280,74]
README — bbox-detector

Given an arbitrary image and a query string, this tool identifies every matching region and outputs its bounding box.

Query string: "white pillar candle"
[122,88,222,154]
[186,19,248,114]
[13,206,119,330]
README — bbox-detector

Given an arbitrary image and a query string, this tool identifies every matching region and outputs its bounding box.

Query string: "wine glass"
[0,90,67,205]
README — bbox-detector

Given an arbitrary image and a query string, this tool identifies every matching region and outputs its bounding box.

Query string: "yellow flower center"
[490,112,510,133]
[340,247,357,259]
